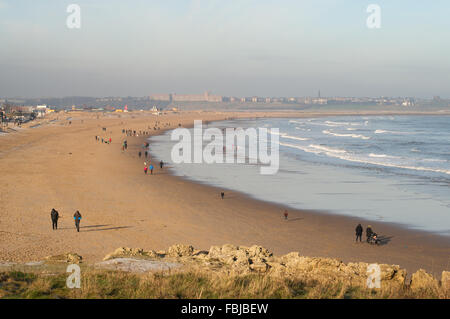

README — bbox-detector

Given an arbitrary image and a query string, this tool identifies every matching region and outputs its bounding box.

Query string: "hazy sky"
[1,0,449,98]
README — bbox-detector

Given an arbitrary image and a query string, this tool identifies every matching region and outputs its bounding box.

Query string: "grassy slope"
[0,268,447,299]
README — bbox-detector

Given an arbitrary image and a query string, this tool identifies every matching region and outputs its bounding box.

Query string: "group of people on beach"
[50,208,82,232]
[123,129,154,136]
[144,160,164,175]
[355,224,380,245]
[95,135,111,144]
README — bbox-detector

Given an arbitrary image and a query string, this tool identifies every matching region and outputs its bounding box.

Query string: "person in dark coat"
[51,208,59,230]
[74,210,82,232]
[160,160,164,169]
[221,192,225,199]
[355,223,363,242]
[366,225,373,242]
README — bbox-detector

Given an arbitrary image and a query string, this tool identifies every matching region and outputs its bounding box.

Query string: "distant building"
[150,91,222,102]
[312,98,328,105]
[150,94,171,102]
[402,98,415,107]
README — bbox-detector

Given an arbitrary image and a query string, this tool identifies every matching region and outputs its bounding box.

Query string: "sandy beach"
[0,110,449,278]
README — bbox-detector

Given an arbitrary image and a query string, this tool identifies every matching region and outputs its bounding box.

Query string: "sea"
[148,115,450,236]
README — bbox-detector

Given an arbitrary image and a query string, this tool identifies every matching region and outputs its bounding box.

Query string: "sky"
[0,0,449,98]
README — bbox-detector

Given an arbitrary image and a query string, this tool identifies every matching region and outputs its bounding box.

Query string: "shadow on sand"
[376,235,394,246]
[83,226,132,232]
[287,217,304,222]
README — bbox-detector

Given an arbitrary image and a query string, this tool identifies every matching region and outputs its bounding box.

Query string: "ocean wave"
[325,121,363,127]
[282,134,309,141]
[295,127,311,131]
[270,131,309,141]
[369,153,400,159]
[292,120,363,128]
[375,129,412,135]
[422,158,448,163]
[279,143,450,176]
[322,130,371,140]
[289,120,305,125]
[309,144,347,154]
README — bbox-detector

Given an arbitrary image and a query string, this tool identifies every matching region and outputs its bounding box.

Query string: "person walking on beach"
[145,151,148,158]
[74,210,82,232]
[144,166,148,174]
[149,164,154,175]
[355,223,363,242]
[366,225,373,242]
[284,210,289,220]
[160,160,164,169]
[221,192,225,199]
[51,208,59,230]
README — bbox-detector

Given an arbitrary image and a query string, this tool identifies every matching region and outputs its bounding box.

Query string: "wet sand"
[0,110,449,278]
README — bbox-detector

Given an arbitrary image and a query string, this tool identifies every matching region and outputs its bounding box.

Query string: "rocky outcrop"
[208,244,273,271]
[45,253,82,264]
[99,244,447,293]
[103,247,157,261]
[167,244,194,258]
[410,269,439,291]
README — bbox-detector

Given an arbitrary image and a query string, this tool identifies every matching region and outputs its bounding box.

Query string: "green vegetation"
[0,269,447,299]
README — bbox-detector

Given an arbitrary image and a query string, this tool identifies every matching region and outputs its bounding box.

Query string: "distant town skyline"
[1,1,450,98]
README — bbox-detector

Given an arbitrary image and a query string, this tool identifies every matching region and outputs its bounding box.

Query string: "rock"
[247,245,273,260]
[103,247,156,261]
[192,250,209,258]
[45,253,82,264]
[379,264,407,286]
[410,269,439,291]
[207,244,273,270]
[167,244,194,257]
[249,261,270,273]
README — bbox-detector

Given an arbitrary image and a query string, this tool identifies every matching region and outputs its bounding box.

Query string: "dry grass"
[0,268,448,299]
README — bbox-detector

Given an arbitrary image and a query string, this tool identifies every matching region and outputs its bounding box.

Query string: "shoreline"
[139,113,450,277]
[0,110,449,278]
[145,113,450,237]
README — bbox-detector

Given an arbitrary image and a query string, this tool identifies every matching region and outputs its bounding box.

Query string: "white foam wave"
[369,153,400,159]
[279,143,450,175]
[325,121,362,127]
[322,130,371,140]
[282,134,309,141]
[289,120,305,125]
[309,144,347,154]
[422,158,447,163]
[270,131,309,141]
[295,127,311,131]
[375,129,412,135]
